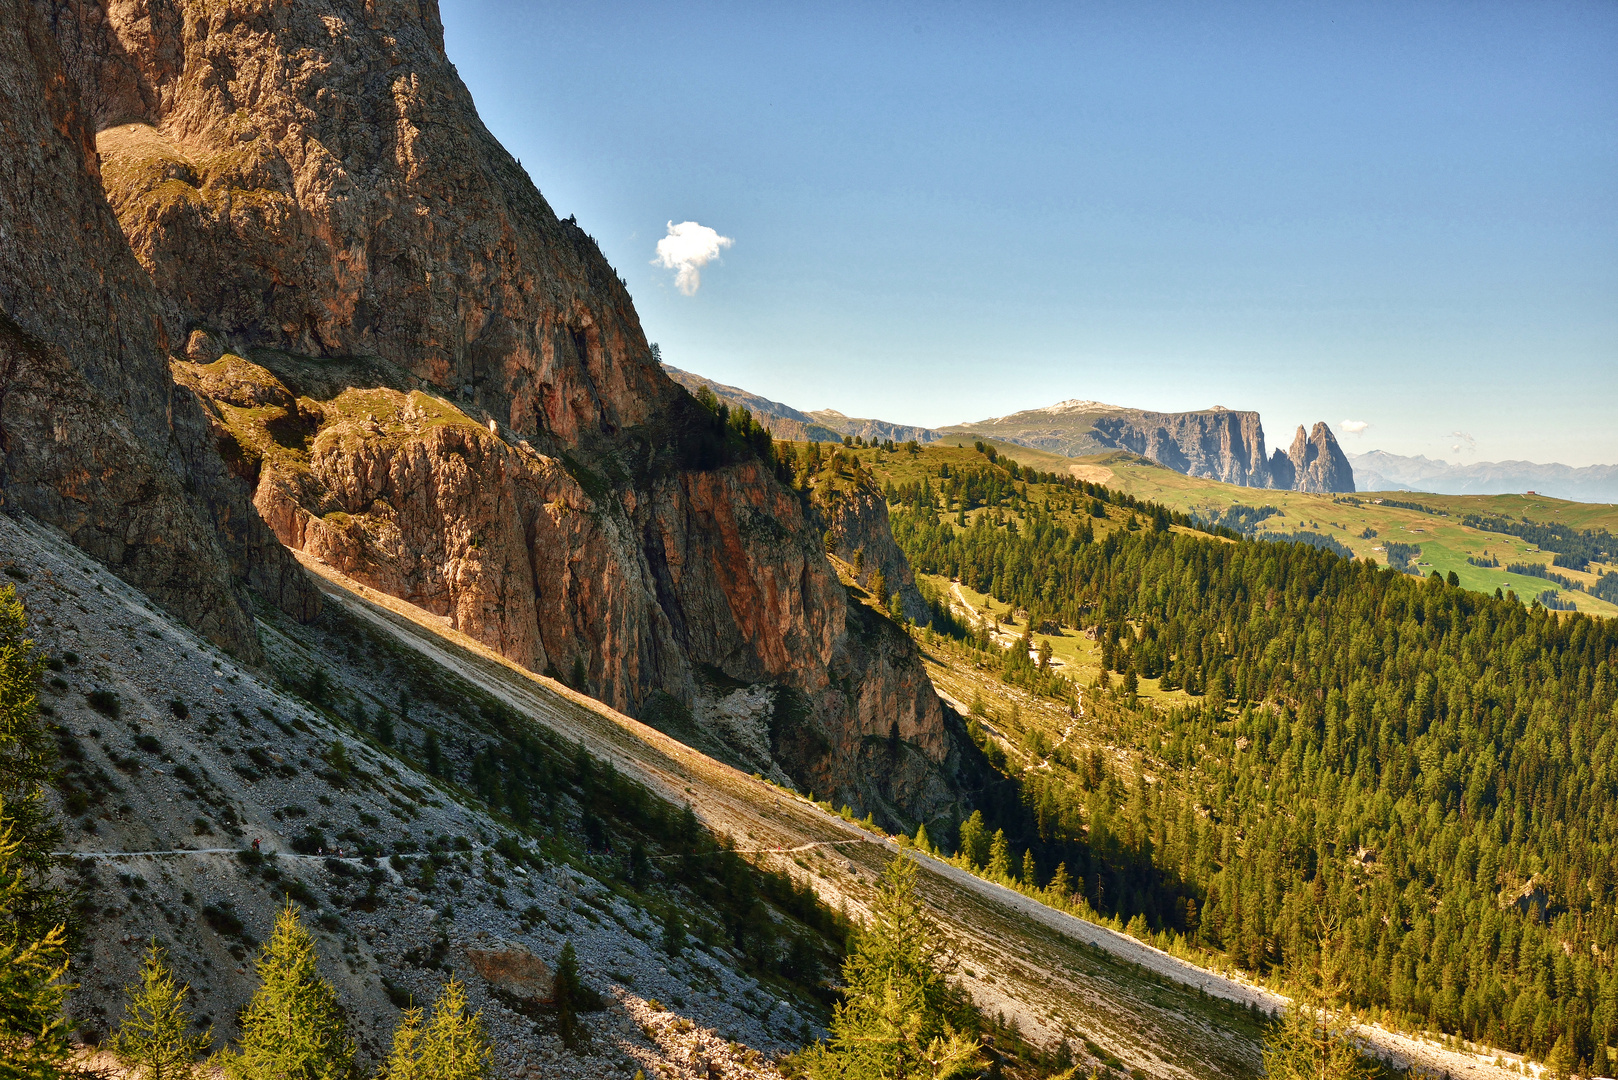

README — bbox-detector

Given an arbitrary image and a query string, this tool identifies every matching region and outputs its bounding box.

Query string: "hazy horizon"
[443,1,1617,467]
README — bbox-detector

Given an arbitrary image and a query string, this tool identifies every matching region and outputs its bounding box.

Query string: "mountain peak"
[1045,398,1127,415]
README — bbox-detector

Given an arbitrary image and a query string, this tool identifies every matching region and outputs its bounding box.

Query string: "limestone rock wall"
[25,0,969,824]
[819,482,930,625]
[1090,408,1274,487]
[49,0,670,446]
[0,0,316,659]
[1286,422,1356,494]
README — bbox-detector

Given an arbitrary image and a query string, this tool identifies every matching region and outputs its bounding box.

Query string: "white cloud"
[1341,419,1370,435]
[653,221,733,295]
[1450,430,1476,453]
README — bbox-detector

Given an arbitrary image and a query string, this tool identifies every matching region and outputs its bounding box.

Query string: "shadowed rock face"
[36,0,968,823]
[820,482,930,626]
[0,0,317,659]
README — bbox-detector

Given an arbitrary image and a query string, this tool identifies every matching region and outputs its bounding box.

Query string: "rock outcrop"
[1286,422,1355,494]
[176,353,960,823]
[820,482,929,626]
[1266,446,1296,491]
[26,0,967,824]
[0,0,316,658]
[465,941,554,1004]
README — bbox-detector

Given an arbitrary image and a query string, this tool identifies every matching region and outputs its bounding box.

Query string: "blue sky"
[441,1,1617,466]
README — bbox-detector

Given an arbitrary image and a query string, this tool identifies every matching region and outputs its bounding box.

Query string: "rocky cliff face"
[949,400,1355,493]
[1286,422,1355,494]
[819,481,930,626]
[50,0,667,448]
[31,0,965,824]
[1089,408,1273,487]
[175,353,959,823]
[0,0,316,659]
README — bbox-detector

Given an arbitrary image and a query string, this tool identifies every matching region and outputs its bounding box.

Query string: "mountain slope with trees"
[830,438,1618,1074]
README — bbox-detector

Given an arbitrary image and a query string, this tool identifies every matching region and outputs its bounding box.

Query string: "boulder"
[465,941,554,1003]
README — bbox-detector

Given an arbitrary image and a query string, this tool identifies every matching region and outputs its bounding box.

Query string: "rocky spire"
[1287,422,1356,493]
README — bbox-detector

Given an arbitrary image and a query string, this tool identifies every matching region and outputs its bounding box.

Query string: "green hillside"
[774,435,1618,1074]
[954,440,1618,617]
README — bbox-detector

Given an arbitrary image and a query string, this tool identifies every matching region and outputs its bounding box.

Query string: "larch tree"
[225,904,354,1080]
[801,856,981,1080]
[986,830,1010,880]
[0,814,71,1079]
[111,940,212,1079]
[0,586,71,1078]
[380,978,493,1080]
[1020,850,1039,889]
[1262,925,1378,1080]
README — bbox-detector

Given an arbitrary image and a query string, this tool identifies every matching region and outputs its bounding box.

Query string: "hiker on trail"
[252,838,260,852]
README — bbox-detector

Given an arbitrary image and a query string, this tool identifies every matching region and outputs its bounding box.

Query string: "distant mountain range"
[665,367,1354,493]
[661,365,946,445]
[1350,451,1618,503]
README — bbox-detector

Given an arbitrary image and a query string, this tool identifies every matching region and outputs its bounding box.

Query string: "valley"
[776,434,1618,1078]
[0,2,1611,1079]
[3,508,1538,1078]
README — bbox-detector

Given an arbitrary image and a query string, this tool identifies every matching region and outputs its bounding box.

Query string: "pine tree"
[0,586,71,1076]
[1020,850,1039,888]
[1046,862,1072,902]
[380,978,492,1080]
[913,823,932,854]
[0,811,71,1076]
[554,940,584,1048]
[225,904,354,1080]
[957,812,988,870]
[987,830,1011,880]
[111,940,212,1079]
[802,857,981,1080]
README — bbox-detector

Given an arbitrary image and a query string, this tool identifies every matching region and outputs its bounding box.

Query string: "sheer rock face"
[1286,423,1355,494]
[0,0,316,658]
[58,0,964,822]
[821,483,930,625]
[1267,447,1297,491]
[176,354,959,822]
[1090,409,1275,488]
[50,0,671,447]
